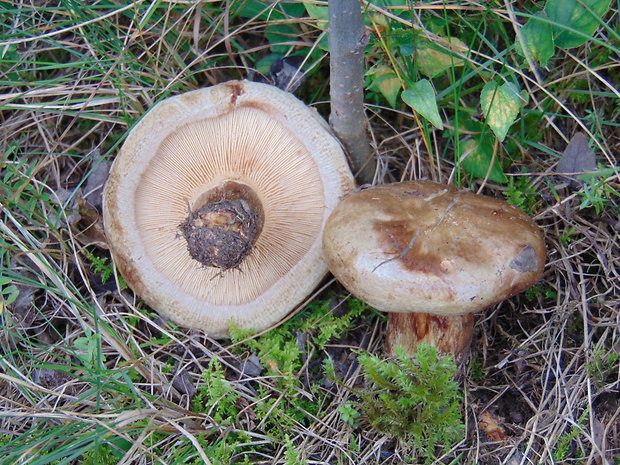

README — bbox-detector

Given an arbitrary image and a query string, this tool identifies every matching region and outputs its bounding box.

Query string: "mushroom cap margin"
[103,80,355,337]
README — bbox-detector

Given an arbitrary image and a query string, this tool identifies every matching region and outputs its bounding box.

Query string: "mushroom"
[103,80,354,337]
[322,180,545,360]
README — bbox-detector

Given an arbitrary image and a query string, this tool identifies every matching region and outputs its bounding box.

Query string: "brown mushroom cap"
[323,180,545,316]
[104,80,354,337]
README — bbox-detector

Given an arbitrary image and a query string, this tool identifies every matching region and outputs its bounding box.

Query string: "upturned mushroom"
[322,180,545,360]
[104,80,354,337]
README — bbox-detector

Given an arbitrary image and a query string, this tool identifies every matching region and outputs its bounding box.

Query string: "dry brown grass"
[0,1,618,464]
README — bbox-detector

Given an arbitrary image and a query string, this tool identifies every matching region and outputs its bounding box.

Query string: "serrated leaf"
[415,37,466,78]
[480,81,523,142]
[458,138,508,183]
[545,0,612,49]
[368,66,402,107]
[517,12,555,66]
[402,80,443,129]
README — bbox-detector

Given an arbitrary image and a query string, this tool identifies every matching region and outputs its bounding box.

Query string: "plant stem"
[328,0,375,185]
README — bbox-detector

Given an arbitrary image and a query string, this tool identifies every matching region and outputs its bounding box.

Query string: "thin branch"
[329,0,376,184]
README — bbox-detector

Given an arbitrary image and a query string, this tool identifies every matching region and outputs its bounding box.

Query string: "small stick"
[329,0,376,185]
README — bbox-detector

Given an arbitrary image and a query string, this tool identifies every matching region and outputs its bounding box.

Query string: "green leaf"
[255,53,283,75]
[266,23,297,53]
[304,1,329,23]
[395,29,415,56]
[458,138,508,183]
[545,0,612,49]
[517,12,555,66]
[280,2,306,18]
[480,81,523,142]
[371,0,411,7]
[402,80,443,129]
[415,37,466,78]
[2,285,19,306]
[235,0,287,21]
[368,66,402,107]
[74,334,104,367]
[304,2,330,50]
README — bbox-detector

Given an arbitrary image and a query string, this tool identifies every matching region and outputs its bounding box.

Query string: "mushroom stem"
[386,312,475,361]
[179,198,259,270]
[178,180,264,271]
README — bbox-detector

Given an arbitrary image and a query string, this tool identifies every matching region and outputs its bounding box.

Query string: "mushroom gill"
[134,107,325,305]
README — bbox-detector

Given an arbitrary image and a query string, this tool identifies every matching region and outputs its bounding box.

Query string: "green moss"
[357,345,465,463]
[193,358,240,425]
